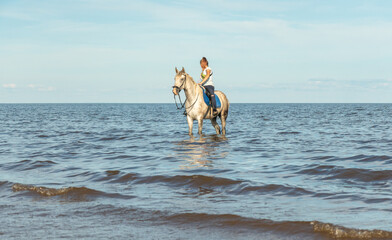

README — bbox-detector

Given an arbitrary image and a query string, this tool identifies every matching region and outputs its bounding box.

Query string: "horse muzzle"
[172,86,180,95]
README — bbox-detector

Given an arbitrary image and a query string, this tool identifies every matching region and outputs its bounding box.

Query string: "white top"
[200,67,214,86]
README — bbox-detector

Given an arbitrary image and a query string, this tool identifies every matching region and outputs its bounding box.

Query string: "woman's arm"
[199,69,211,85]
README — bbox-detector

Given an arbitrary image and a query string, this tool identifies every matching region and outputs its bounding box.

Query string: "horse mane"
[185,73,196,84]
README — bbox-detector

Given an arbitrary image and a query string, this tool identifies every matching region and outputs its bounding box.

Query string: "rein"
[173,92,185,110]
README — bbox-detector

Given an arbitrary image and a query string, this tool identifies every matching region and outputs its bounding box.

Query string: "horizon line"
[0,102,391,104]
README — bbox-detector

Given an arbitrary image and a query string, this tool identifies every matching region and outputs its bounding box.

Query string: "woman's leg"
[204,85,217,110]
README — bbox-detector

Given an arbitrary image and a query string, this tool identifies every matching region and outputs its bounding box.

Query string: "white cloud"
[2,83,16,88]
[26,84,55,91]
[0,10,35,21]
[37,86,55,91]
[307,78,392,90]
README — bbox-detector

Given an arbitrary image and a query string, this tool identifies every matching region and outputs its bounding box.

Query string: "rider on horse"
[198,57,218,116]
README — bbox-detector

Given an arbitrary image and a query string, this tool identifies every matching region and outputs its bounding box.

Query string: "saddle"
[201,87,221,108]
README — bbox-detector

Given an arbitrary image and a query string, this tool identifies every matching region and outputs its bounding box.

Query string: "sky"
[1,0,392,103]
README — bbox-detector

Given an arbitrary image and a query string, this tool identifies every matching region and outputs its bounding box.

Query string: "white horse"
[172,67,229,135]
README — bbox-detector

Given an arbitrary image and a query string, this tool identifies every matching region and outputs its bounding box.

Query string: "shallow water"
[0,103,392,239]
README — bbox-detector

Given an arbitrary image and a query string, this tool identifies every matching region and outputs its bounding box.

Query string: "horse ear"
[181,67,185,73]
[175,67,178,73]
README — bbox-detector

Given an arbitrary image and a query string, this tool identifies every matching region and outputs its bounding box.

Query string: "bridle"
[172,73,199,115]
[172,74,187,110]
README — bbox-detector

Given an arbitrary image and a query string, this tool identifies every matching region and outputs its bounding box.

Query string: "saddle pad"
[202,87,221,108]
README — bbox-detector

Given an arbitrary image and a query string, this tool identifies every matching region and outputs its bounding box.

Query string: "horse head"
[172,67,186,95]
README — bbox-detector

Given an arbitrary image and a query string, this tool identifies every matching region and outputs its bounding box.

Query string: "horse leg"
[220,111,228,135]
[197,117,203,135]
[187,116,193,136]
[211,117,221,134]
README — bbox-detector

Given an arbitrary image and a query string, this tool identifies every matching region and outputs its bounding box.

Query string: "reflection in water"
[172,134,230,170]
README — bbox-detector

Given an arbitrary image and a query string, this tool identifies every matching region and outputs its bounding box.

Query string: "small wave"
[26,160,57,169]
[164,212,311,233]
[11,183,132,200]
[95,172,317,197]
[12,183,101,197]
[364,198,392,204]
[165,212,392,239]
[121,173,315,197]
[345,112,358,116]
[324,168,392,182]
[98,136,127,141]
[136,174,243,188]
[0,181,9,189]
[278,131,301,135]
[238,184,314,196]
[104,154,139,160]
[0,159,57,171]
[108,173,139,183]
[312,221,392,239]
[318,154,392,163]
[37,134,49,138]
[73,204,392,239]
[297,164,392,182]
[310,155,335,160]
[353,155,391,163]
[106,170,120,176]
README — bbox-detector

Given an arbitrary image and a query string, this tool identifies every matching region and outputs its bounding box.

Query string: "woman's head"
[200,57,208,68]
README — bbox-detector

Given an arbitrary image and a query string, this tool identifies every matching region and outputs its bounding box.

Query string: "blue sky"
[1,0,392,103]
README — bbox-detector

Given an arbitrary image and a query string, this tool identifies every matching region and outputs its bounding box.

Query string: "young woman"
[198,57,217,115]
